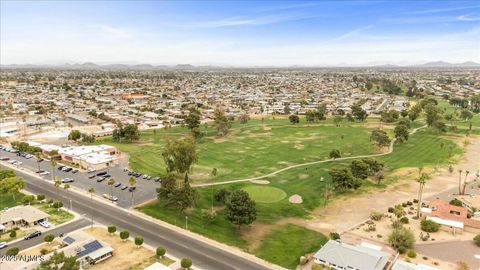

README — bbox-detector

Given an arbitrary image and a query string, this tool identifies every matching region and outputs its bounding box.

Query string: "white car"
[103,193,118,201]
[8,160,17,164]
[39,221,52,228]
[61,178,74,183]
[87,168,96,173]
[39,171,50,176]
[0,242,7,249]
[15,161,23,165]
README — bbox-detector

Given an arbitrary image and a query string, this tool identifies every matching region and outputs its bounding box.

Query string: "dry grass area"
[20,241,62,256]
[84,227,175,270]
[401,254,457,270]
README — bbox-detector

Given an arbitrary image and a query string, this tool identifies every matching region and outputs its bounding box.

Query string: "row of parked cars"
[125,169,162,183]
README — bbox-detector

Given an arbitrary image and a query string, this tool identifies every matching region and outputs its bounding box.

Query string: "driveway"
[415,240,480,269]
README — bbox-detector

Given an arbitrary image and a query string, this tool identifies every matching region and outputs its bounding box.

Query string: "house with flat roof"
[61,231,114,266]
[392,259,440,270]
[0,205,49,231]
[313,240,391,270]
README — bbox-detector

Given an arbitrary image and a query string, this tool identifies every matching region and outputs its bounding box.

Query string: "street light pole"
[185,216,188,231]
[70,199,72,211]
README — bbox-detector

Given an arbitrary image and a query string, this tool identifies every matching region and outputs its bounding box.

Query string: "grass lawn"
[241,185,287,203]
[0,229,26,242]
[0,192,25,209]
[98,117,376,182]
[35,203,74,225]
[254,224,328,269]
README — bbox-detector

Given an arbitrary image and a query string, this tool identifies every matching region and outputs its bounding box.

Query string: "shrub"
[449,198,463,207]
[388,227,415,253]
[6,247,19,256]
[40,248,48,255]
[181,258,193,269]
[156,246,166,258]
[299,256,308,265]
[474,234,480,247]
[47,199,53,204]
[9,230,16,238]
[311,264,324,270]
[134,236,144,247]
[329,232,340,240]
[413,199,418,203]
[120,230,129,241]
[421,220,440,232]
[37,194,45,201]
[407,250,417,258]
[107,226,116,235]
[52,201,63,209]
[370,211,384,221]
[213,189,231,204]
[400,216,409,224]
[388,207,394,213]
[44,234,55,244]
[419,232,430,241]
[406,201,413,206]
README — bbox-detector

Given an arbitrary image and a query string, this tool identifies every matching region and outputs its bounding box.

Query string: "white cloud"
[93,24,131,38]
[457,14,480,21]
[408,5,480,15]
[176,14,317,28]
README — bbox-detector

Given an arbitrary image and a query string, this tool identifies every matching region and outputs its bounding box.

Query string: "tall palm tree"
[128,177,136,207]
[54,176,61,198]
[88,187,95,228]
[50,159,57,181]
[458,170,463,195]
[107,178,115,203]
[416,173,430,218]
[462,170,470,195]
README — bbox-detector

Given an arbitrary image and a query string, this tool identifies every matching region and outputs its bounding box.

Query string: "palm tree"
[88,187,95,228]
[462,170,470,195]
[54,176,61,198]
[128,177,136,207]
[416,172,430,218]
[323,185,334,207]
[35,153,41,172]
[458,170,463,195]
[50,159,57,181]
[107,178,115,203]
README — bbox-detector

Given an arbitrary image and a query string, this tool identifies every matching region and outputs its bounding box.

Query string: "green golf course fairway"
[241,185,287,203]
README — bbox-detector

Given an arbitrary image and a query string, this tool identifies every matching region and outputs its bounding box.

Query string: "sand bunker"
[289,194,303,204]
[250,180,270,184]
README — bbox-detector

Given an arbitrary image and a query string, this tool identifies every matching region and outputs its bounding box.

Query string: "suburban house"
[0,205,49,231]
[313,240,391,270]
[392,259,440,270]
[144,262,172,270]
[421,199,480,234]
[61,231,114,266]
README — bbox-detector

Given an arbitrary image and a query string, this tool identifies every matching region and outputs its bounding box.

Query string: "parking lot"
[0,147,160,208]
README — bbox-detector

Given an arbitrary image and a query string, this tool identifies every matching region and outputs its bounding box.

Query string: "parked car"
[154,177,161,182]
[71,169,79,174]
[39,220,52,228]
[8,160,17,164]
[97,177,106,182]
[37,158,44,162]
[39,171,50,176]
[24,230,42,240]
[58,166,65,170]
[62,167,73,172]
[142,174,148,179]
[25,154,33,159]
[103,193,118,201]
[87,168,96,173]
[96,171,107,176]
[121,185,128,190]
[88,174,96,179]
[36,169,45,173]
[0,242,7,249]
[114,183,121,187]
[61,178,74,183]
[0,157,10,161]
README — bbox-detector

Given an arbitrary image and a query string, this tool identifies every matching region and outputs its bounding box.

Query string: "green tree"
[44,234,55,244]
[181,258,193,270]
[88,187,95,228]
[107,178,115,202]
[107,225,116,235]
[201,208,217,224]
[9,230,16,238]
[424,104,442,127]
[316,103,327,120]
[388,227,415,254]
[156,246,166,258]
[185,106,201,130]
[351,103,368,121]
[162,137,198,181]
[329,167,361,192]
[213,106,230,136]
[421,219,440,232]
[0,169,15,180]
[416,172,430,218]
[128,177,137,206]
[225,190,257,228]
[329,149,341,159]
[305,110,316,122]
[333,115,343,127]
[474,234,480,247]
[120,230,130,241]
[0,176,25,201]
[6,247,19,256]
[350,160,370,180]
[394,124,409,143]
[289,114,300,124]
[36,251,80,270]
[68,130,82,141]
[134,236,144,248]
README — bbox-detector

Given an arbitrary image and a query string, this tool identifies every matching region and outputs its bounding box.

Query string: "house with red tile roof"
[421,199,480,234]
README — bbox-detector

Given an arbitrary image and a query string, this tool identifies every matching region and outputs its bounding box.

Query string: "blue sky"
[1,1,479,66]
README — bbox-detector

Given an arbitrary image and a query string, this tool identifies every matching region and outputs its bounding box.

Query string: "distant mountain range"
[1,61,479,70]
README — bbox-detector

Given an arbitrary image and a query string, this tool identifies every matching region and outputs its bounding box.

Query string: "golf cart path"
[193,125,427,187]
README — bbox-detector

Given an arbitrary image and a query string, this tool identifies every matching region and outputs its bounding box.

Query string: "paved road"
[0,219,90,256]
[0,164,275,270]
[415,240,480,269]
[0,148,158,207]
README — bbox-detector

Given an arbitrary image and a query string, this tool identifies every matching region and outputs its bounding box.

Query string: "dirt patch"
[298,174,309,180]
[262,126,272,131]
[250,180,270,184]
[20,241,62,256]
[85,227,159,270]
[289,194,303,204]
[294,144,305,150]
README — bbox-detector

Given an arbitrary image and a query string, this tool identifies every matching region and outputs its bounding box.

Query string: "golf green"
[242,185,287,203]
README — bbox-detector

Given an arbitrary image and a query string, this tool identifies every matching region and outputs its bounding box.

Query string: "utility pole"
[185,216,188,231]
